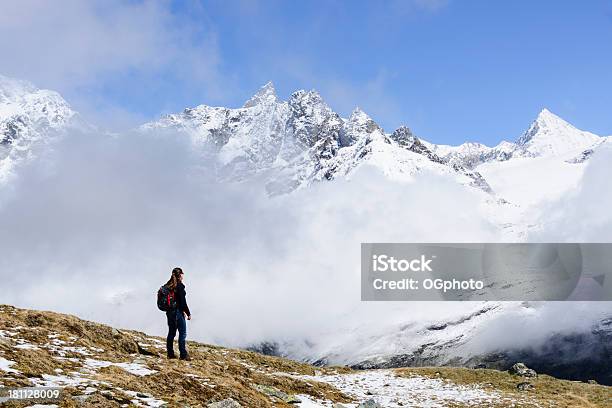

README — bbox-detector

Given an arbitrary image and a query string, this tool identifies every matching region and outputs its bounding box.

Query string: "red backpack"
[157,285,176,312]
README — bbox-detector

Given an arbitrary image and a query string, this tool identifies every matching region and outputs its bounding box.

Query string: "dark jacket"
[174,282,191,317]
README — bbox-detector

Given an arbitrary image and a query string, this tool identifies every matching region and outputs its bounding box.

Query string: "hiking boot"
[179,355,191,361]
[167,354,177,360]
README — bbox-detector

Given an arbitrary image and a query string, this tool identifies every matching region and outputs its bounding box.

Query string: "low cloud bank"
[0,129,610,363]
[529,143,612,242]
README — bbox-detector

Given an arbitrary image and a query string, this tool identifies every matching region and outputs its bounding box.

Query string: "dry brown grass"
[396,367,612,408]
[0,304,352,407]
[2,305,611,408]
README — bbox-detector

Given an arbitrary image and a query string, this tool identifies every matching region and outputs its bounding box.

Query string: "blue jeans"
[166,309,187,358]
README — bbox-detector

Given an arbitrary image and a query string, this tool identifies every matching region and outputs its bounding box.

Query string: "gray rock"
[253,384,301,404]
[516,382,534,391]
[207,398,242,408]
[72,395,91,403]
[509,362,537,378]
[358,399,382,408]
[284,394,302,404]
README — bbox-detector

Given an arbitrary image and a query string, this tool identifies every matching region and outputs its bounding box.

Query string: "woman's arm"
[182,286,191,318]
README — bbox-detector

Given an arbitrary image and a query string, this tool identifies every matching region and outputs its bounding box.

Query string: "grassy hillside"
[0,305,609,407]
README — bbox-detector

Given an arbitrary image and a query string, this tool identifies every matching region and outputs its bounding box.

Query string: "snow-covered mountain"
[2,75,605,208]
[142,82,493,194]
[427,109,602,170]
[516,108,601,157]
[141,83,608,208]
[422,108,606,212]
[0,75,76,182]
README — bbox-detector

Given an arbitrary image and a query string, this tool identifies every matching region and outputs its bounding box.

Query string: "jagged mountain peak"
[516,108,600,157]
[349,106,366,118]
[341,107,382,146]
[495,140,515,150]
[536,107,559,121]
[243,81,277,108]
[347,107,378,128]
[519,108,573,143]
[0,74,74,121]
[390,126,416,147]
[289,88,325,106]
[0,74,38,102]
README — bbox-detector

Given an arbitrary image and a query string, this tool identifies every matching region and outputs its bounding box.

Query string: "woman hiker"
[165,267,192,360]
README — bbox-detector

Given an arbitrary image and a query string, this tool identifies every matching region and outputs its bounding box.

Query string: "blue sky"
[1,0,611,145]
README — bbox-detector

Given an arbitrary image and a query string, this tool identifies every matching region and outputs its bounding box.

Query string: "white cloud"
[0,0,228,116]
[0,127,499,349]
[529,143,612,242]
[0,126,609,366]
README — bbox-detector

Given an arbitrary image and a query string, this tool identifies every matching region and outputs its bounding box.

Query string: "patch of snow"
[52,356,80,363]
[0,357,20,374]
[15,343,41,350]
[303,370,524,408]
[296,394,346,407]
[84,358,157,376]
[33,372,90,387]
[24,405,59,408]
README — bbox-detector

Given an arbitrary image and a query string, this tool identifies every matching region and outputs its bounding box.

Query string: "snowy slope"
[0,75,75,182]
[260,301,612,384]
[477,155,587,208]
[474,110,603,210]
[422,108,605,215]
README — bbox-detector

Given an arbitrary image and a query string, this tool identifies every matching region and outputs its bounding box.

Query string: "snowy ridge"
[2,73,604,206]
[141,84,605,203]
[142,83,494,194]
[0,75,75,182]
[430,109,603,170]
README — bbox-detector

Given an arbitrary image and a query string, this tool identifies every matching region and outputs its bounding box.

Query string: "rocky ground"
[0,305,610,407]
